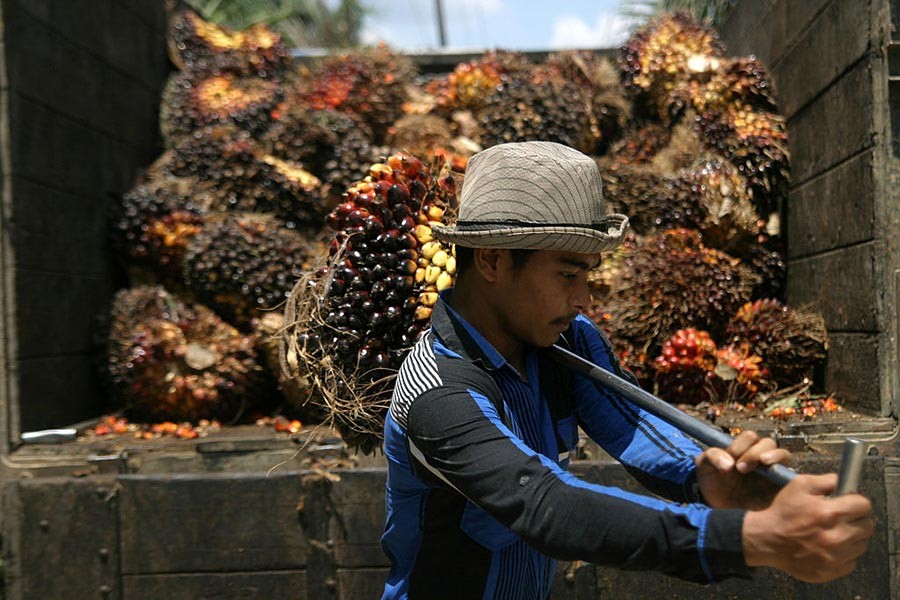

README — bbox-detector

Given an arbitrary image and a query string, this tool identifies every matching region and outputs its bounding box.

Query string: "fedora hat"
[431,141,629,254]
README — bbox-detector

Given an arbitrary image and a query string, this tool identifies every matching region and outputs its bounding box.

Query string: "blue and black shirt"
[381,293,750,599]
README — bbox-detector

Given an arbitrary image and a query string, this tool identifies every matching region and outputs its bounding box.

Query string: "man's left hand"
[695,430,793,510]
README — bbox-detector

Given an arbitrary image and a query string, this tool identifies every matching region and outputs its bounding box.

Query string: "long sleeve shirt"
[380,293,751,600]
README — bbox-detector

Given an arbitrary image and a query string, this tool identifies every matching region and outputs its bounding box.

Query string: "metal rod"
[835,437,867,495]
[548,344,797,487]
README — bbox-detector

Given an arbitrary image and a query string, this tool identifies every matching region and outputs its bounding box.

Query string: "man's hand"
[742,474,874,582]
[695,430,792,510]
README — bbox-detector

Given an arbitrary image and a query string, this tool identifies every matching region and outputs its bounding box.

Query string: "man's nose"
[572,282,593,311]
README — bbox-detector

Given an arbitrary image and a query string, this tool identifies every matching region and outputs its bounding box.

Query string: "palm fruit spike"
[168,10,288,77]
[545,51,631,154]
[741,232,787,301]
[262,105,375,206]
[619,12,726,123]
[426,50,530,113]
[725,299,827,384]
[599,228,759,350]
[112,176,206,280]
[107,285,264,422]
[679,155,761,252]
[477,71,593,153]
[689,57,778,116]
[164,126,324,229]
[286,152,457,453]
[713,343,769,404]
[301,44,415,144]
[182,213,326,329]
[653,328,718,405]
[160,70,282,147]
[695,106,790,218]
[607,122,673,166]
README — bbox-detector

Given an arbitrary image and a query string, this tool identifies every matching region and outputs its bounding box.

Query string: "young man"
[380,142,873,599]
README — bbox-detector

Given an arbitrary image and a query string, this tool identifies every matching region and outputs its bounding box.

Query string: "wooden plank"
[16,354,106,434]
[118,473,308,574]
[122,571,307,600]
[772,0,873,119]
[336,568,389,600]
[824,332,884,414]
[327,469,389,568]
[13,477,120,600]
[717,0,778,62]
[787,56,878,185]
[786,240,882,332]
[12,176,112,277]
[14,268,114,360]
[787,150,876,258]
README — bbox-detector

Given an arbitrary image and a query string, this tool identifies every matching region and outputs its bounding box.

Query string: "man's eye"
[561,272,578,280]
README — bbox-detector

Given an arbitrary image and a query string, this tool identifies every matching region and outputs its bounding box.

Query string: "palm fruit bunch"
[545,51,631,154]
[182,213,326,329]
[168,10,288,77]
[713,343,769,403]
[607,122,673,166]
[477,68,593,153]
[262,105,376,205]
[695,106,789,217]
[740,232,787,300]
[301,44,415,143]
[599,229,759,349]
[427,50,530,113]
[653,328,718,404]
[725,299,827,383]
[679,155,760,251]
[160,70,283,146]
[386,114,457,158]
[283,152,457,452]
[689,57,778,115]
[111,176,207,281]
[619,12,725,123]
[107,286,264,422]
[164,126,323,229]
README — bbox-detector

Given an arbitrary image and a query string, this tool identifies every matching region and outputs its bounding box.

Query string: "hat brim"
[431,214,629,254]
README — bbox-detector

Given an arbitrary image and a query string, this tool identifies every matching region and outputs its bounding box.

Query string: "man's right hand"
[742,473,874,582]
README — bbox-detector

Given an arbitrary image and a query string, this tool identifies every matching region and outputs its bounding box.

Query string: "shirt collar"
[430,290,508,370]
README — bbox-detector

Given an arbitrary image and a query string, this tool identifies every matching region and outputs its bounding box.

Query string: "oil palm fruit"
[160,70,282,146]
[688,57,778,115]
[713,343,769,403]
[653,328,717,404]
[620,12,725,123]
[107,285,263,422]
[607,122,673,165]
[301,44,415,143]
[168,10,288,77]
[725,299,827,383]
[182,213,326,329]
[427,50,530,113]
[695,106,789,217]
[164,126,324,229]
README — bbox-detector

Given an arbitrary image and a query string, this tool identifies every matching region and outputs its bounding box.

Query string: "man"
[380,141,873,599]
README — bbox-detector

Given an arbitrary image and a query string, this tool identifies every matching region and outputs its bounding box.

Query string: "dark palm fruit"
[477,70,593,153]
[163,125,324,229]
[168,10,288,78]
[107,285,263,422]
[740,232,787,301]
[112,176,206,280]
[695,106,789,218]
[653,328,717,405]
[597,228,759,352]
[182,213,327,329]
[619,12,726,123]
[725,299,827,384]
[160,70,282,147]
[300,44,416,144]
[607,122,673,166]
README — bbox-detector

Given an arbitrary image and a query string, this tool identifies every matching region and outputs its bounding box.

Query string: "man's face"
[491,249,600,348]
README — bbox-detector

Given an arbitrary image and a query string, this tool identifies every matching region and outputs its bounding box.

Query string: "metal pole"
[434,0,447,48]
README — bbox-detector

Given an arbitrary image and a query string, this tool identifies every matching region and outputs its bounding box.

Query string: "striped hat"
[431,141,629,254]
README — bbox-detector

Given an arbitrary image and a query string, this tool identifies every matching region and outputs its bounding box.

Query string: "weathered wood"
[786,240,883,332]
[118,473,308,574]
[717,0,778,62]
[787,56,879,185]
[328,469,390,568]
[336,568,389,600]
[824,332,884,414]
[9,477,120,600]
[771,0,873,119]
[16,355,107,434]
[121,571,307,600]
[787,149,876,259]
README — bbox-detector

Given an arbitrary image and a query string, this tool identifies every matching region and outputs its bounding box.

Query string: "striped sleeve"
[405,381,751,583]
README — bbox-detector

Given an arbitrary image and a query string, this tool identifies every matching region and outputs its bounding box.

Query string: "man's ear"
[473,247,504,283]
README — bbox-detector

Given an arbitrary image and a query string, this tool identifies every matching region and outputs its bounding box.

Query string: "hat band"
[453,219,610,231]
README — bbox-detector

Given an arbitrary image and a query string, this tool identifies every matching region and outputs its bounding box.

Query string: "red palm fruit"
[713,343,769,404]
[654,328,717,404]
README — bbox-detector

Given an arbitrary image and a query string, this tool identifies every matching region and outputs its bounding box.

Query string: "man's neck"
[448,282,527,374]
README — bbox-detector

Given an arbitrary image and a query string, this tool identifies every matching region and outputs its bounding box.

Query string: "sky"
[358,0,641,52]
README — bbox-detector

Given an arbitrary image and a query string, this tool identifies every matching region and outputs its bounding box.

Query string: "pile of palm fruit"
[107,9,832,450]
